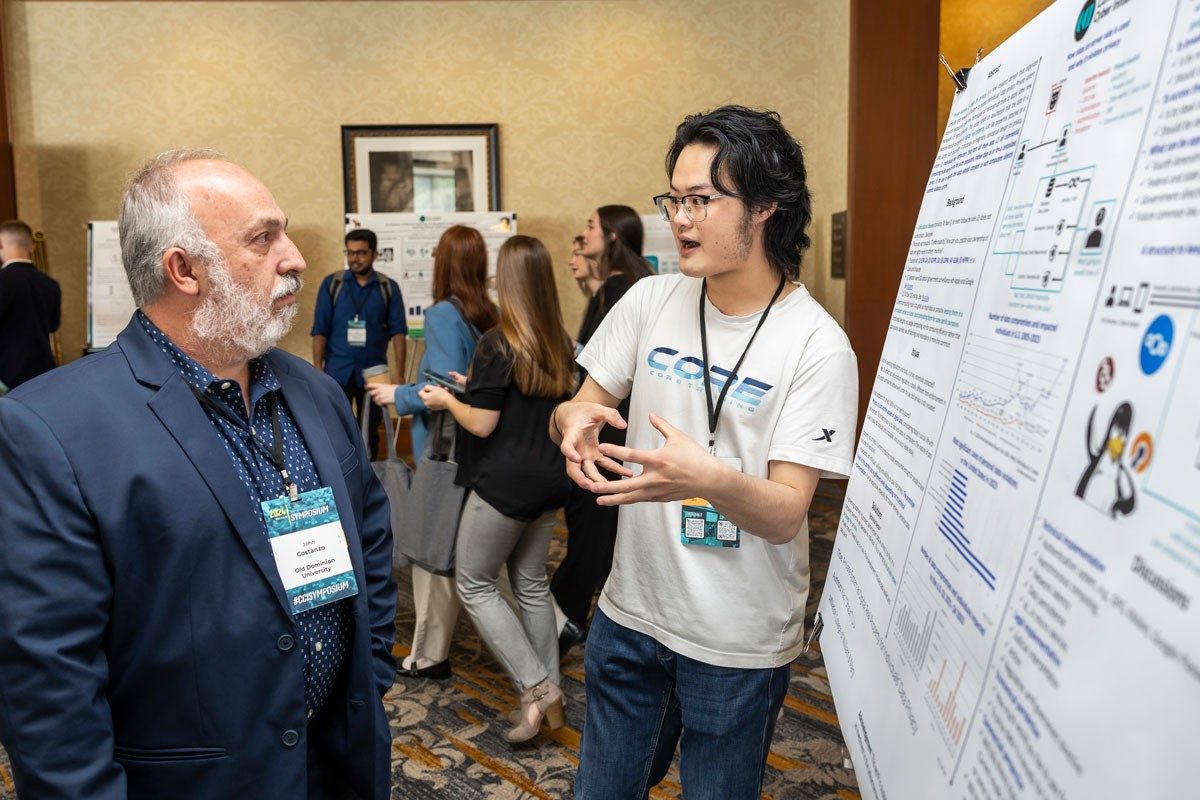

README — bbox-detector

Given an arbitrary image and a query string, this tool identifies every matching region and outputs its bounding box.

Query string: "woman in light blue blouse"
[366,224,497,679]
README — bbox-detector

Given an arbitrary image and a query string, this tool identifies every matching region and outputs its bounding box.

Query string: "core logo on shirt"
[813,428,836,443]
[645,346,774,410]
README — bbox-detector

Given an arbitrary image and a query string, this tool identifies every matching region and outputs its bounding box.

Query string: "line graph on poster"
[955,333,1068,453]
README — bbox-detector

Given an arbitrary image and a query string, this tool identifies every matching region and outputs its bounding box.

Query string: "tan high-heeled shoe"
[505,678,564,743]
[506,694,567,726]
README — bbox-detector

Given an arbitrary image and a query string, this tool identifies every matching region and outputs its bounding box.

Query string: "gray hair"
[118,148,225,307]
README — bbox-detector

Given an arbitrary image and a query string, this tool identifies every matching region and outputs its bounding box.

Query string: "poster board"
[819,0,1200,797]
[345,211,516,336]
[87,221,134,350]
[640,213,680,275]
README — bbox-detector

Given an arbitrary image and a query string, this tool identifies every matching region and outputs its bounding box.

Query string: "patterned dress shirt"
[138,311,352,719]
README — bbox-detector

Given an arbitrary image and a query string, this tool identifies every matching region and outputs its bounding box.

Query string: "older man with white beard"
[0,150,398,800]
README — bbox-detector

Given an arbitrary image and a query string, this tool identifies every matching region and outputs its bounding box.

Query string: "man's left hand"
[588,413,724,506]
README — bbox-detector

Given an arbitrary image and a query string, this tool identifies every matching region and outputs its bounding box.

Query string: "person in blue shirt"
[311,229,407,457]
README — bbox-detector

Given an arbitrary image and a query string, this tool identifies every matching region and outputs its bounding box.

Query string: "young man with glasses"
[550,106,858,799]
[312,229,407,457]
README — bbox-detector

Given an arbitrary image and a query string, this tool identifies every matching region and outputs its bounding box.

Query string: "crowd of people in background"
[355,209,656,740]
[0,105,857,800]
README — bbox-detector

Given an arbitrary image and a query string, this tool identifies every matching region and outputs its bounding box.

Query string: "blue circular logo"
[1076,1,1096,42]
[1139,314,1173,375]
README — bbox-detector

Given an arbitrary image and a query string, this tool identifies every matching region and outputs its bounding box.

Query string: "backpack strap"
[329,273,395,333]
[328,274,345,306]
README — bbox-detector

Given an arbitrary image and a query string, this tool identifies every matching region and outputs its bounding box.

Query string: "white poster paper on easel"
[819,1,1200,797]
[87,221,134,349]
[345,212,516,336]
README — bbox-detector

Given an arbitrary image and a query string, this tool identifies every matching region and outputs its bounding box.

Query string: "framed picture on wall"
[342,124,500,214]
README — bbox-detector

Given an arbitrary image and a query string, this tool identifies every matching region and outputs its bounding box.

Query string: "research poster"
[819,1,1200,798]
[87,221,134,349]
[345,212,516,336]
[641,213,681,275]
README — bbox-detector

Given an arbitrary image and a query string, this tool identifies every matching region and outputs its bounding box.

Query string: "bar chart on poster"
[820,0,1200,797]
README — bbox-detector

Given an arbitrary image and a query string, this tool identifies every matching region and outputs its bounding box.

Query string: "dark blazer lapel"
[269,354,368,585]
[117,317,293,618]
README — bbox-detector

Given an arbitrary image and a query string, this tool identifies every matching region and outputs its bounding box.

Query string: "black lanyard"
[699,276,786,452]
[348,277,372,321]
[189,385,300,501]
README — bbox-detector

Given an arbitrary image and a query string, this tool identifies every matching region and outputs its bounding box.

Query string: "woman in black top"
[576,205,652,347]
[568,234,602,353]
[419,236,575,743]
[551,206,654,655]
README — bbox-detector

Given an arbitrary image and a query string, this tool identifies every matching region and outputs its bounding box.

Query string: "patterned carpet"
[0,481,858,799]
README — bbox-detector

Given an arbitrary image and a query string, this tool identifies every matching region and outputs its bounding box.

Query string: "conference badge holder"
[347,317,367,347]
[262,487,359,615]
[680,456,742,548]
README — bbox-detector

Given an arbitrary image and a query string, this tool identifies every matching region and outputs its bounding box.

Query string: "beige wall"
[4,0,849,367]
[938,0,1055,138]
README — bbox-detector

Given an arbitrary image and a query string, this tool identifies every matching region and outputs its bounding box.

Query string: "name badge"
[261,487,359,614]
[347,318,367,347]
[680,456,742,548]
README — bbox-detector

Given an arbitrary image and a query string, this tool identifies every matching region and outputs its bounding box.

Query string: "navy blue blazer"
[0,316,397,799]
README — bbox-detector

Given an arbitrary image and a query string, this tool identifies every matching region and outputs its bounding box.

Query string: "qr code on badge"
[716,520,737,541]
[685,518,706,538]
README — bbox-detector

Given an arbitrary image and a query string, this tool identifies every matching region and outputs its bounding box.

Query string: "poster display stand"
[345,211,517,337]
[820,1,1200,797]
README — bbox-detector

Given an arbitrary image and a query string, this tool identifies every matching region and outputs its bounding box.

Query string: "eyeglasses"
[652,193,727,223]
[344,249,374,259]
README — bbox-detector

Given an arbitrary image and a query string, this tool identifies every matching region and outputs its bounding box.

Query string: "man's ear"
[751,201,778,225]
[162,248,202,297]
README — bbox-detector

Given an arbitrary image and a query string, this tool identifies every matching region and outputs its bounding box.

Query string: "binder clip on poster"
[939,48,984,93]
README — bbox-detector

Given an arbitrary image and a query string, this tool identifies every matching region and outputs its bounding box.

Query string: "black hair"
[596,205,653,288]
[665,105,812,280]
[345,228,378,251]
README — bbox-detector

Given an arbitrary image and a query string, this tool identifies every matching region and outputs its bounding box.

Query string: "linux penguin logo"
[1075,0,1096,41]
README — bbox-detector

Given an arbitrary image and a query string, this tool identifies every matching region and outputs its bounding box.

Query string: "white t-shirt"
[579,273,858,669]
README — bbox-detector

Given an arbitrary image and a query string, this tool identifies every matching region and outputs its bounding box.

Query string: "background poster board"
[819,0,1200,797]
[87,221,133,350]
[345,212,516,337]
[640,213,680,275]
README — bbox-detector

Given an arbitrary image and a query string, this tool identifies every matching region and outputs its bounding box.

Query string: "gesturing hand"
[555,401,632,488]
[586,413,724,506]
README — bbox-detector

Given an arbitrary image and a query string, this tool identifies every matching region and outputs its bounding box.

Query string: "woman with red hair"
[367,224,498,680]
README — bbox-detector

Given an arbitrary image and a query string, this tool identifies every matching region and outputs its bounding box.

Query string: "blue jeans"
[575,608,791,800]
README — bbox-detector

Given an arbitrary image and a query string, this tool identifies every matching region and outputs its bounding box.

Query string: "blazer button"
[281,729,300,747]
[277,634,295,651]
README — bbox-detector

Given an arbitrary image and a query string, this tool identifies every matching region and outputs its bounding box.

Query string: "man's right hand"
[554,400,632,487]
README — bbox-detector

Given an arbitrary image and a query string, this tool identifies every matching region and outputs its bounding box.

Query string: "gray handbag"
[398,411,467,576]
[362,400,413,570]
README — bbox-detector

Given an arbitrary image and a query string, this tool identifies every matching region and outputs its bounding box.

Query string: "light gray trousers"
[455,491,560,691]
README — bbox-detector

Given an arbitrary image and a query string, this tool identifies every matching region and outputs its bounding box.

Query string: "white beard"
[191,256,302,361]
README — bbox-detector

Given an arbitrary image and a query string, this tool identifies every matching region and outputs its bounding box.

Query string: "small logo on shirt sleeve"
[813,428,836,443]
